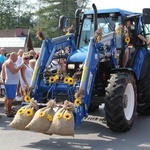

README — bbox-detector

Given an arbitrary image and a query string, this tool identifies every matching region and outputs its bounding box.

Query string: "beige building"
[0,27,33,53]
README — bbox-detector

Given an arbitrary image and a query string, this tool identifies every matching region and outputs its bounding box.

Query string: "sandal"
[7,114,14,118]
[5,110,16,114]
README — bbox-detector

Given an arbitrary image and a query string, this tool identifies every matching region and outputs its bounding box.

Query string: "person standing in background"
[16,49,24,100]
[1,53,10,114]
[20,53,33,96]
[0,48,6,72]
[5,52,24,117]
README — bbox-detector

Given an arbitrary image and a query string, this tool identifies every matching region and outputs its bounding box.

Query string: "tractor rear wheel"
[105,72,137,132]
[137,72,150,115]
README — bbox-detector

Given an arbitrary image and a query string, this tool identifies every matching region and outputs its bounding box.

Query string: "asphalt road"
[0,104,150,150]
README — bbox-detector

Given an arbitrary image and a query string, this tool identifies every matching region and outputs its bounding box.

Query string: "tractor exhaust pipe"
[92,3,98,32]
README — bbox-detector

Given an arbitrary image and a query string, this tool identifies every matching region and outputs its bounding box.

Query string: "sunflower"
[125,36,130,44]
[68,77,75,85]
[47,114,53,122]
[18,108,25,115]
[74,98,82,106]
[64,76,69,84]
[48,76,55,83]
[96,35,101,43]
[63,113,72,120]
[25,109,33,117]
[56,113,62,119]
[38,111,45,117]
[24,95,31,103]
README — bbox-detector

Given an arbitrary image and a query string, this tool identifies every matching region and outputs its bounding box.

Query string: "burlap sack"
[9,99,38,130]
[25,100,56,133]
[46,100,75,136]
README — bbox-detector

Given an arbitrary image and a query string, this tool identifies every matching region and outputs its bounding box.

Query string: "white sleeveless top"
[20,64,33,90]
[5,62,20,84]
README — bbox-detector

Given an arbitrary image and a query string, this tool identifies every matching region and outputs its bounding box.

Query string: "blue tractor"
[30,4,150,132]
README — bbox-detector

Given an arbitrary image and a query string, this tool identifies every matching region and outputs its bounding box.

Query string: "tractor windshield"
[79,15,122,48]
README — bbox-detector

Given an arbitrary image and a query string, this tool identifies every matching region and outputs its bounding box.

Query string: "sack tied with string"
[9,99,39,130]
[46,100,75,136]
[25,99,56,133]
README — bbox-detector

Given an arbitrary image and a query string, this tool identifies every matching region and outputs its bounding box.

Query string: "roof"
[84,8,140,16]
[0,28,33,53]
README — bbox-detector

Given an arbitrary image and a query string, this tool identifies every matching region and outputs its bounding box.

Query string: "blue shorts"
[5,84,17,99]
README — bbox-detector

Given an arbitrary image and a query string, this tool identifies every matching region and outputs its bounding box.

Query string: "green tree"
[0,0,36,29]
[35,0,78,39]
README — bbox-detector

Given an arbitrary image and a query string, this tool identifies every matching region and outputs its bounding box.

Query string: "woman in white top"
[20,53,33,94]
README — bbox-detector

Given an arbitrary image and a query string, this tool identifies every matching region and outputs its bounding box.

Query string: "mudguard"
[132,47,150,80]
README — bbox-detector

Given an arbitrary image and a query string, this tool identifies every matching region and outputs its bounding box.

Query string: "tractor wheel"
[105,72,137,132]
[137,72,150,115]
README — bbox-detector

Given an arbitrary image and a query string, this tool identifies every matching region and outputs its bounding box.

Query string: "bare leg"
[7,98,13,116]
[5,98,8,112]
[122,48,129,67]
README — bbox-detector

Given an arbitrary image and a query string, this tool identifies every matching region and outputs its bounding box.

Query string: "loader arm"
[30,34,76,101]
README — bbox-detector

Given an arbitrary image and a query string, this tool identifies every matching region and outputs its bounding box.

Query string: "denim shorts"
[5,84,17,99]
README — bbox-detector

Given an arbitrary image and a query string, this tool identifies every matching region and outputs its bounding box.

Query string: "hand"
[146,40,150,45]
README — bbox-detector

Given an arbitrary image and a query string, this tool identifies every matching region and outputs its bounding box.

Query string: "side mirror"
[143,8,150,24]
[58,15,68,30]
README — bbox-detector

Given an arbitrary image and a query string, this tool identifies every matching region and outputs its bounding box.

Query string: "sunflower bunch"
[48,75,59,84]
[38,111,53,122]
[17,107,33,117]
[63,76,75,85]
[56,112,72,121]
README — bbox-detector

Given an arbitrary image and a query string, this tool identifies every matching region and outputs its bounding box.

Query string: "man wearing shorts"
[5,52,24,117]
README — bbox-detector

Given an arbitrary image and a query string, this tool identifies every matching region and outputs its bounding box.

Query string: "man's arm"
[6,60,24,74]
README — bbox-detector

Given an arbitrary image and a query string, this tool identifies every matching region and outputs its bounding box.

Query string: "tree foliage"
[0,0,36,29]
[0,0,90,47]
[35,0,78,39]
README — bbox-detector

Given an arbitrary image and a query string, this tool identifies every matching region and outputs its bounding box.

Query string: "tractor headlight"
[68,64,75,69]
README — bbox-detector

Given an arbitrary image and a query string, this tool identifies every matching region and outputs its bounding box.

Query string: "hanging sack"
[25,99,56,133]
[46,100,75,136]
[9,99,39,130]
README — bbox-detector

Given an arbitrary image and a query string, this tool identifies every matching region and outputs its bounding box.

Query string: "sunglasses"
[24,58,29,60]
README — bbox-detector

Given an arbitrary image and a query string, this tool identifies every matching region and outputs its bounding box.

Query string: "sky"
[89,0,150,13]
[30,0,150,13]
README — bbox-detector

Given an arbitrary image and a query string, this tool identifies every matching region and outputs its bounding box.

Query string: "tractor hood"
[68,45,88,62]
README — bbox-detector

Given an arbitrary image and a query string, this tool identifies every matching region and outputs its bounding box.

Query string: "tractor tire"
[105,72,137,132]
[137,72,150,115]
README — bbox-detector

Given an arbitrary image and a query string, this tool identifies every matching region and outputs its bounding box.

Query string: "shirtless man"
[5,52,24,117]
